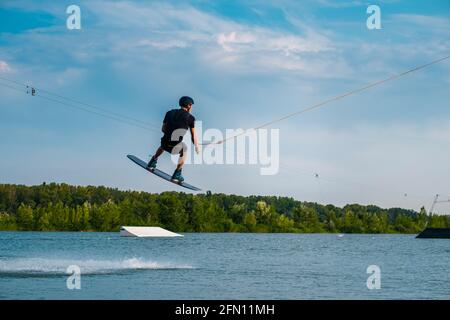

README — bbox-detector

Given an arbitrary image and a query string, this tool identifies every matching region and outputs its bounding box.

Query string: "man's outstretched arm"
[190,127,200,154]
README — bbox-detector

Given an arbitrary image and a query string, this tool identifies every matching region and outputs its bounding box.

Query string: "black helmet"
[179,96,194,107]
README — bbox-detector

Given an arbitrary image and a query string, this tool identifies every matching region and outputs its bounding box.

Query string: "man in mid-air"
[147,96,199,183]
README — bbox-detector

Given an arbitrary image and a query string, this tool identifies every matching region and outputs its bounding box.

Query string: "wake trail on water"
[0,257,194,276]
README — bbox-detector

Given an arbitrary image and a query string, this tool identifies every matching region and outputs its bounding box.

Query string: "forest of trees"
[0,183,449,233]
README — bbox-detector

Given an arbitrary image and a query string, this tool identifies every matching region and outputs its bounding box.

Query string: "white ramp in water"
[120,226,183,238]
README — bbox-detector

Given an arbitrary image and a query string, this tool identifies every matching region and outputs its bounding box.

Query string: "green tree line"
[0,183,448,233]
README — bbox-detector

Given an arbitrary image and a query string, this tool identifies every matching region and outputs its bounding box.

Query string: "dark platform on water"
[416,228,450,239]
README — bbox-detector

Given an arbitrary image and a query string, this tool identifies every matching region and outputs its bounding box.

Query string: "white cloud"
[80,1,340,76]
[0,61,12,73]
[392,14,450,33]
[215,29,332,55]
[211,28,337,75]
[217,32,255,52]
[79,1,447,79]
[137,39,187,50]
[55,68,86,86]
[314,0,365,8]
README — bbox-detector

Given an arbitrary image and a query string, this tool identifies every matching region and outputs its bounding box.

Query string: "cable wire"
[0,76,162,133]
[203,55,450,146]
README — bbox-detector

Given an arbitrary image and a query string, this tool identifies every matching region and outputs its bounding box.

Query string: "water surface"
[0,232,448,299]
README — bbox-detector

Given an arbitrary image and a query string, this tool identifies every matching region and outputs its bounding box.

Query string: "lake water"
[0,232,448,299]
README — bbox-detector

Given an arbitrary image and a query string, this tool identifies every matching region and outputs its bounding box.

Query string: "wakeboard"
[127,154,201,191]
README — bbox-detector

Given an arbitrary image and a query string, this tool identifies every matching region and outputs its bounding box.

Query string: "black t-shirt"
[162,108,195,142]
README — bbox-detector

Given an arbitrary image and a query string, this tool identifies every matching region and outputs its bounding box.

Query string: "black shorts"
[161,138,184,156]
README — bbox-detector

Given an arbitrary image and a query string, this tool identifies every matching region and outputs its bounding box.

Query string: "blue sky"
[1,0,449,213]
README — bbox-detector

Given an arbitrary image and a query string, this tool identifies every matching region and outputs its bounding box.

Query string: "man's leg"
[172,148,187,182]
[176,150,187,171]
[147,146,164,169]
[153,146,164,160]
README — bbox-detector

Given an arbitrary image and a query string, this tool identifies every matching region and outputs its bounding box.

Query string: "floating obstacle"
[416,228,450,239]
[120,226,183,238]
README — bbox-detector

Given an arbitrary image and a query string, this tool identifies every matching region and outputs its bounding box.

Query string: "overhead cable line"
[200,55,450,204]
[277,160,433,203]
[204,55,450,146]
[0,76,161,133]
